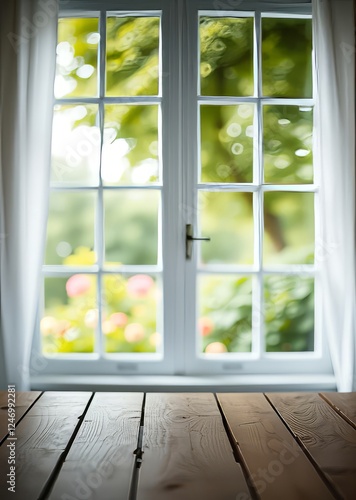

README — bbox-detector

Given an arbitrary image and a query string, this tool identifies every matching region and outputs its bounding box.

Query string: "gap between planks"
[136,393,252,500]
[265,393,356,499]
[0,391,43,445]
[38,392,96,500]
[217,392,337,500]
[47,392,144,500]
[319,392,356,430]
[213,393,259,500]
[264,393,344,499]
[0,391,94,500]
[128,393,146,500]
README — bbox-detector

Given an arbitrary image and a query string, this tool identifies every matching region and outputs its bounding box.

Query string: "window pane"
[262,17,312,98]
[103,274,161,353]
[106,17,160,96]
[200,105,254,183]
[104,190,159,265]
[51,105,100,185]
[263,192,314,265]
[200,192,254,265]
[55,18,99,98]
[199,275,252,353]
[41,276,97,354]
[264,105,313,184]
[200,17,253,96]
[264,275,314,352]
[103,105,159,185]
[45,191,96,266]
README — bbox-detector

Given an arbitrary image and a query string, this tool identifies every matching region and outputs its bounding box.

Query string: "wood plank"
[217,393,335,500]
[0,391,92,500]
[0,391,42,443]
[48,392,144,500]
[321,392,356,428]
[267,392,356,499]
[137,393,251,500]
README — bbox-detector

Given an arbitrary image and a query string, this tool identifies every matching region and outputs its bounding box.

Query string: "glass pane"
[103,105,159,185]
[262,17,312,98]
[41,276,97,354]
[199,275,252,353]
[200,192,254,265]
[200,105,254,183]
[55,18,99,98]
[264,106,313,184]
[51,105,100,185]
[106,17,160,96]
[263,192,314,265]
[105,190,159,265]
[264,275,314,352]
[103,274,160,353]
[200,17,253,96]
[45,191,96,266]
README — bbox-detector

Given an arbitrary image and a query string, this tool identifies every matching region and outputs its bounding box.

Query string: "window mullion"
[157,0,185,374]
[183,0,200,374]
[254,10,264,359]
[95,9,107,359]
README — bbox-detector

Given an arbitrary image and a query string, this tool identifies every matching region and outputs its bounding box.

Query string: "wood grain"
[49,392,144,500]
[137,393,251,500]
[218,393,335,500]
[0,391,92,500]
[0,391,42,443]
[267,392,356,499]
[321,392,356,428]
[0,390,355,499]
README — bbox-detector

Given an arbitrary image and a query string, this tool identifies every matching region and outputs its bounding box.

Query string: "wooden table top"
[0,391,355,500]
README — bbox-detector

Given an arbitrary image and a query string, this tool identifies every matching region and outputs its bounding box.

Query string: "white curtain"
[313,0,356,391]
[0,0,58,390]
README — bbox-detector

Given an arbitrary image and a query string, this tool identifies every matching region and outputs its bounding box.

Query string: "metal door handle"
[186,224,211,259]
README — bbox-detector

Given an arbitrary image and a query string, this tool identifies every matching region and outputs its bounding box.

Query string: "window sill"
[30,374,336,392]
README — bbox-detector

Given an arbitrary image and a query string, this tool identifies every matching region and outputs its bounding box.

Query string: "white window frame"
[36,0,180,376]
[32,0,334,382]
[183,0,331,376]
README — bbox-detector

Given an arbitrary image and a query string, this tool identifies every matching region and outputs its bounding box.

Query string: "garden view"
[42,15,315,356]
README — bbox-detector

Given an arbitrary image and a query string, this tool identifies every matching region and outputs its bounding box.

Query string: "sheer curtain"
[313,0,356,391]
[0,0,58,390]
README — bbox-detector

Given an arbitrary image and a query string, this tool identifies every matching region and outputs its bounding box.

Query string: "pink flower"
[205,342,228,354]
[124,323,145,343]
[66,275,91,297]
[110,312,128,327]
[198,316,214,336]
[102,320,115,335]
[127,275,154,298]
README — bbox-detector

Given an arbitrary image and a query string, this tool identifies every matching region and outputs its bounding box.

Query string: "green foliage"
[103,104,159,185]
[199,275,314,354]
[200,17,254,96]
[199,276,253,353]
[56,18,99,97]
[104,190,159,265]
[106,17,160,96]
[264,276,314,352]
[200,104,254,183]
[262,18,312,98]
[264,106,313,184]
